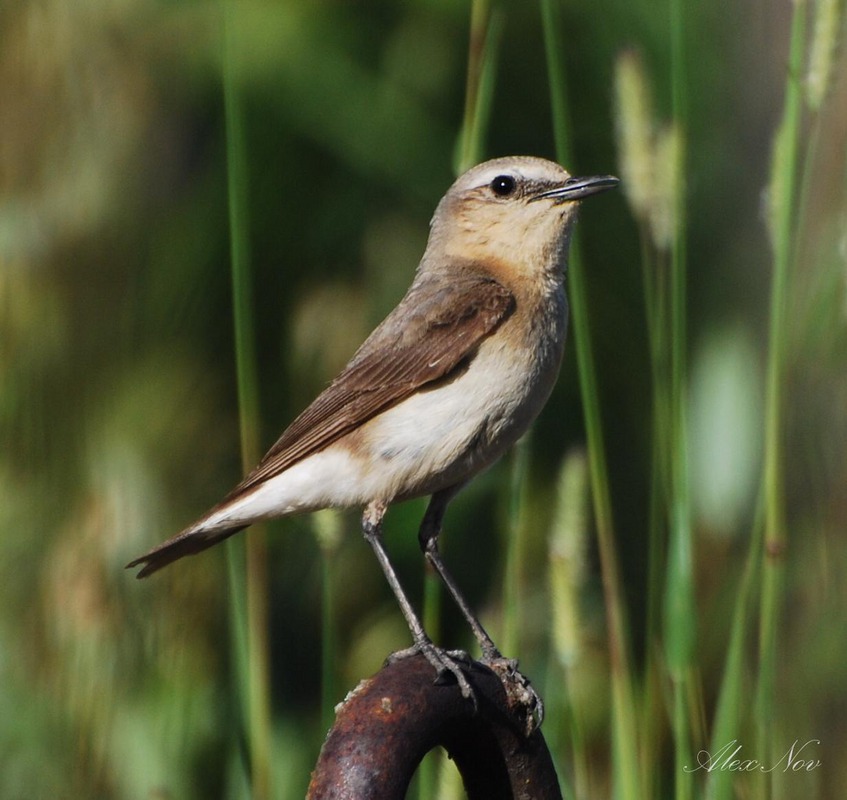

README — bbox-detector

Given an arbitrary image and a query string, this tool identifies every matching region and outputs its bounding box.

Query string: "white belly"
[199,295,566,531]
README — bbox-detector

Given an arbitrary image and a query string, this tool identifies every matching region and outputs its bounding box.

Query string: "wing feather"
[127,268,515,577]
[225,271,515,498]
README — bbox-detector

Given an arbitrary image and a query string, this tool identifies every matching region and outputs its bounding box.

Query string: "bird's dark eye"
[490,174,516,197]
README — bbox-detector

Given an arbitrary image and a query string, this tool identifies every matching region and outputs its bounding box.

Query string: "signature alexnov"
[685,739,821,773]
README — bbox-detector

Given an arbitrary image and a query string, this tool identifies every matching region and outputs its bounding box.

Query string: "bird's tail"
[126,523,246,578]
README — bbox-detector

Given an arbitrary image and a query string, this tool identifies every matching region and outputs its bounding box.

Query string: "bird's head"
[425,156,618,281]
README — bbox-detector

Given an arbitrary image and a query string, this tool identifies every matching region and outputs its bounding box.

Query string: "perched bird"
[128,156,618,697]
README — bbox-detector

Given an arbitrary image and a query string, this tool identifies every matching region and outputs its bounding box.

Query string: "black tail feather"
[126,525,246,578]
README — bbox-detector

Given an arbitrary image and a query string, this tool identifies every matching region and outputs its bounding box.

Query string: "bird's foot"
[481,654,544,736]
[387,644,544,735]
[387,641,477,706]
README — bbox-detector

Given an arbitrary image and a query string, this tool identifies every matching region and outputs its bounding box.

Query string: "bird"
[128,156,618,698]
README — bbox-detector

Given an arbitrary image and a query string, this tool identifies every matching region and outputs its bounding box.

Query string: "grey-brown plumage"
[128,156,617,703]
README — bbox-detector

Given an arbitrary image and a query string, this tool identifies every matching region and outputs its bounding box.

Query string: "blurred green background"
[1,0,845,798]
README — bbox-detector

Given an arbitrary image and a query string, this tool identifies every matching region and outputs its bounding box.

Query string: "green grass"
[3,1,845,798]
[222,1,272,796]
[754,3,808,798]
[542,1,642,797]
[221,0,840,796]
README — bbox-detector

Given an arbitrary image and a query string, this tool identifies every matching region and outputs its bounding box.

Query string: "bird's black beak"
[531,174,620,204]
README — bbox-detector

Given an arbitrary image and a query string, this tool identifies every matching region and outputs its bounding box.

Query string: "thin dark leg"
[361,501,475,701]
[418,489,545,730]
[419,488,502,661]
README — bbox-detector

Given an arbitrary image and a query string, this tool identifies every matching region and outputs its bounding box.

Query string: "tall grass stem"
[540,2,642,797]
[222,1,272,796]
[314,509,343,733]
[756,2,807,795]
[547,450,590,799]
[664,0,696,795]
[502,435,530,656]
[705,504,764,800]
[456,0,503,174]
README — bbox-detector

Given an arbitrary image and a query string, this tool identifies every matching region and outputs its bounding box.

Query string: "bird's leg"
[361,501,475,701]
[419,488,502,662]
[419,489,545,731]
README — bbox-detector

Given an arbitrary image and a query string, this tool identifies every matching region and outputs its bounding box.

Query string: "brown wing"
[127,269,514,578]
[227,270,515,498]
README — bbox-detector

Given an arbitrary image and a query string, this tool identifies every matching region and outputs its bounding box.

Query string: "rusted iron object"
[308,653,562,799]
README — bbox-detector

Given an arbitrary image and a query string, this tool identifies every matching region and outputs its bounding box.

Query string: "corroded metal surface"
[308,654,561,799]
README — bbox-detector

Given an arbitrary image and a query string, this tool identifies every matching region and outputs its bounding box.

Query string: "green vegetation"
[1,1,845,798]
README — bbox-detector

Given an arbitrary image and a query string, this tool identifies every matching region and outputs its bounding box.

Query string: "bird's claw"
[388,645,543,735]
[482,655,544,736]
[387,642,478,706]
